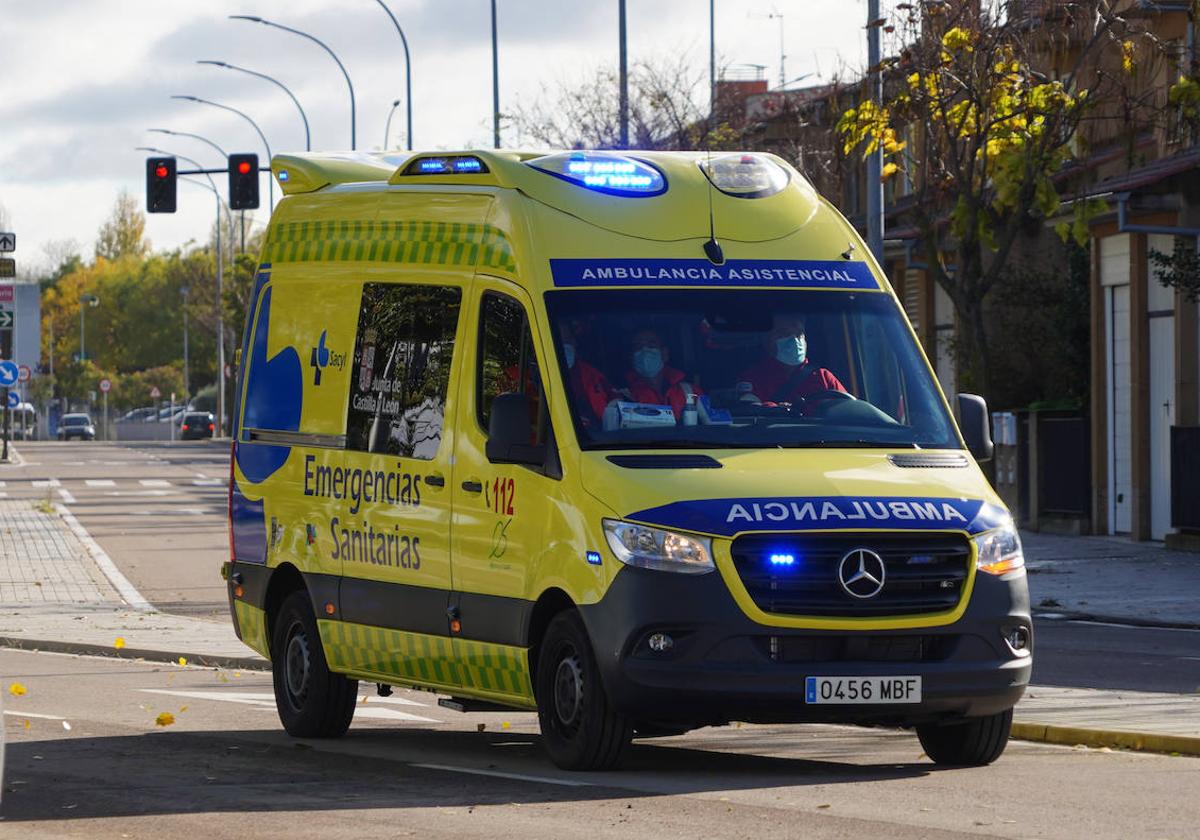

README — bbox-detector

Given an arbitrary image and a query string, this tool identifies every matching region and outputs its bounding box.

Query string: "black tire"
[271,590,358,738]
[535,611,632,770]
[917,708,1013,766]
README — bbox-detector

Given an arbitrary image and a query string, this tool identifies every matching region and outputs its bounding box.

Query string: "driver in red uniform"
[736,313,847,408]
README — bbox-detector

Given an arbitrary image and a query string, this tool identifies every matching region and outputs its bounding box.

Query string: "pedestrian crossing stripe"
[233,601,271,659]
[259,219,517,274]
[318,619,534,707]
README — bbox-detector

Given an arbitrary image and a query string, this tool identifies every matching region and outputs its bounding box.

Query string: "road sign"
[17,365,31,383]
[7,391,18,409]
[0,233,13,252]
[0,286,11,303]
[0,311,14,330]
[0,259,14,279]
[149,386,161,399]
[99,378,111,393]
[0,361,17,388]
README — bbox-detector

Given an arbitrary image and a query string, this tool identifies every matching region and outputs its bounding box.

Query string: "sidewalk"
[1021,530,1200,627]
[0,492,1196,755]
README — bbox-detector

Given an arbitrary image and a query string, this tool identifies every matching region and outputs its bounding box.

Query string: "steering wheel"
[791,389,855,416]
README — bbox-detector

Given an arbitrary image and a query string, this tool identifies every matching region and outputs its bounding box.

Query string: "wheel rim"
[283,621,312,711]
[552,647,584,735]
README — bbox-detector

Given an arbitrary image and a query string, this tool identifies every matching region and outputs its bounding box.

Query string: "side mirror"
[957,393,994,463]
[485,393,546,466]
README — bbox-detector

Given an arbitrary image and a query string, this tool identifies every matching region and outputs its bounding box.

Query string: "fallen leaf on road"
[22,720,30,730]
[114,637,126,649]
[8,682,26,696]
[155,712,176,727]
[477,723,487,732]
[61,721,71,731]
[179,705,188,713]
[501,721,511,730]
[817,804,831,809]
[177,657,188,667]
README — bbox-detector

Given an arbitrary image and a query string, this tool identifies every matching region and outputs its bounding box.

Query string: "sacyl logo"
[309,331,346,385]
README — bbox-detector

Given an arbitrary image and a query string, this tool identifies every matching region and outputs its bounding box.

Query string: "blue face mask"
[775,335,807,367]
[633,347,664,379]
[563,344,576,369]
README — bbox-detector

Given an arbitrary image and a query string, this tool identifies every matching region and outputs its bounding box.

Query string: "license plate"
[805,676,921,704]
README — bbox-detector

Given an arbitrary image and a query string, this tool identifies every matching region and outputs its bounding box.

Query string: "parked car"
[179,411,215,440]
[58,413,96,441]
[158,405,187,422]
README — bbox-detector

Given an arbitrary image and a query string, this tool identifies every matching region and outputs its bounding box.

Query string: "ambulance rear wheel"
[536,611,632,770]
[272,590,358,738]
[916,708,1012,766]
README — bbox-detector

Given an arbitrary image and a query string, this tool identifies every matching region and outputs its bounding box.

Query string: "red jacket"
[624,366,702,420]
[569,359,615,423]
[737,357,846,405]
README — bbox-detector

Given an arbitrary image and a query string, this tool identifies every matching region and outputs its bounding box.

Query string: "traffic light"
[146,157,177,213]
[228,153,260,210]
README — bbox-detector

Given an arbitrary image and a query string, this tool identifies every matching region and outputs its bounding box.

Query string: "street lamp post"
[198,60,311,151]
[383,99,401,149]
[491,0,500,148]
[373,1,413,150]
[229,15,356,150]
[618,0,628,148]
[135,146,227,437]
[181,285,190,401]
[171,95,274,209]
[78,294,99,364]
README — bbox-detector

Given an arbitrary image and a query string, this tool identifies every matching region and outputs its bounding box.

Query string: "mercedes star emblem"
[838,548,886,599]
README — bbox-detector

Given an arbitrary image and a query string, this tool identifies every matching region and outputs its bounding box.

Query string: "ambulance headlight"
[528,151,666,197]
[974,523,1025,576]
[603,519,714,574]
[699,153,789,198]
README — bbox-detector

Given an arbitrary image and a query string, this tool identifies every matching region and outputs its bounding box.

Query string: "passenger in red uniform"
[737,313,847,409]
[559,322,616,426]
[622,328,702,420]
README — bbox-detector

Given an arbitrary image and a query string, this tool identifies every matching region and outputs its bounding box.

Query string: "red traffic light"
[237,160,252,175]
[155,165,169,178]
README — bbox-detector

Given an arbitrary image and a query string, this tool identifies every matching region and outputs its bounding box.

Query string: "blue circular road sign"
[6,390,18,409]
[0,360,18,388]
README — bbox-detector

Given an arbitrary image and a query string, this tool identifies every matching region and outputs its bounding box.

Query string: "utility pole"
[181,285,190,401]
[618,0,629,148]
[709,0,716,117]
[866,0,884,262]
[767,10,786,89]
[492,0,501,149]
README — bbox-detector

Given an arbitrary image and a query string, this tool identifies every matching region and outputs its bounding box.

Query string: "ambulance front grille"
[730,532,971,617]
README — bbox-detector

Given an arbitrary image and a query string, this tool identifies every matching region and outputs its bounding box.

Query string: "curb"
[0,635,269,672]
[1011,721,1200,757]
[1033,609,1200,632]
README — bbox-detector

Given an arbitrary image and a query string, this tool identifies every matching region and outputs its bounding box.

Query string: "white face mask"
[775,335,807,367]
[632,347,664,379]
[564,344,576,369]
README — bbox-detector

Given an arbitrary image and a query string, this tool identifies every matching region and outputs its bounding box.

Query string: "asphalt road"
[0,648,1196,840]
[7,440,1200,696]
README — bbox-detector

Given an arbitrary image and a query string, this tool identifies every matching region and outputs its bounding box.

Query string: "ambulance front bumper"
[578,564,1032,728]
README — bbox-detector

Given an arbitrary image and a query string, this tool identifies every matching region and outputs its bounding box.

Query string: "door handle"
[461,478,483,493]
[424,473,445,488]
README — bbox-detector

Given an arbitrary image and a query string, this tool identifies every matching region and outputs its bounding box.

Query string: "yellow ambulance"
[225,149,1031,770]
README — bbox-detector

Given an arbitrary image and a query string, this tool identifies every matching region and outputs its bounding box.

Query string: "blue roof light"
[528,151,666,197]
[401,155,490,176]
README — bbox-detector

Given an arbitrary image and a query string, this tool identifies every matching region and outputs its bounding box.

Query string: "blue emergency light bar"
[401,155,489,176]
[528,151,666,197]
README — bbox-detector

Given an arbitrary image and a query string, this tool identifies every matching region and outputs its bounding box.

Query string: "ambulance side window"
[345,282,461,459]
[477,293,546,444]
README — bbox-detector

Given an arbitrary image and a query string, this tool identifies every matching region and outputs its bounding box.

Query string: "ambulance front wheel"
[536,611,632,770]
[271,590,358,738]
[916,708,1012,766]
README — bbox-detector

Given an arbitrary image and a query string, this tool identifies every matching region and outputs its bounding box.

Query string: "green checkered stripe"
[261,219,517,273]
[456,638,533,698]
[234,601,270,659]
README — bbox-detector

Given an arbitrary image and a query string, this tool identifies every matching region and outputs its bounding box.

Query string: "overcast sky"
[0,0,870,273]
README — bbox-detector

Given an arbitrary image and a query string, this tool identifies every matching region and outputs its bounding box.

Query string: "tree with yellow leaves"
[837,0,1175,397]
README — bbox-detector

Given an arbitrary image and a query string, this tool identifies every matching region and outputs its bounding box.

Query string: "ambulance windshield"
[545,289,959,450]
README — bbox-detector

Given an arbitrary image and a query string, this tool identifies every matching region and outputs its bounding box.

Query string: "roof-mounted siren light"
[527,151,666,197]
[699,153,789,198]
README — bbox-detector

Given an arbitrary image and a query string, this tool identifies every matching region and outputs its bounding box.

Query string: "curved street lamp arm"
[197,60,311,151]
[170,95,274,208]
[374,0,413,150]
[229,15,354,150]
[147,128,228,160]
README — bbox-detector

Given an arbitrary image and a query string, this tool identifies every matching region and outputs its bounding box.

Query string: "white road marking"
[104,490,171,497]
[0,481,6,488]
[31,479,60,488]
[132,508,214,516]
[56,488,77,504]
[411,763,593,788]
[53,502,153,612]
[138,689,437,722]
[0,492,7,498]
[195,473,208,479]
[192,479,225,487]
[84,479,116,487]
[139,479,171,487]
[3,710,66,721]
